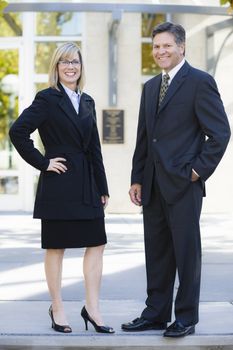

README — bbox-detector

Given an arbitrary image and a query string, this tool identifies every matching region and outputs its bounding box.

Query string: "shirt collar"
[162,58,185,83]
[61,82,81,99]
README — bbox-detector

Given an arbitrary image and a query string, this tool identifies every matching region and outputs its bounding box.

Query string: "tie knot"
[163,73,170,83]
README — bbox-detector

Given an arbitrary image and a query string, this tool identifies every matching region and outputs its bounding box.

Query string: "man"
[121,22,231,337]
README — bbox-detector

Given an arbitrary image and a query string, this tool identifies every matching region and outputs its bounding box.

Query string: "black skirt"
[41,218,107,249]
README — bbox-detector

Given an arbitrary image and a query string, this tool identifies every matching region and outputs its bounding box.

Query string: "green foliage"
[142,13,165,37]
[0,50,18,148]
[142,43,161,76]
[35,42,58,74]
[0,12,20,148]
[0,0,8,13]
[220,0,233,10]
[0,12,22,36]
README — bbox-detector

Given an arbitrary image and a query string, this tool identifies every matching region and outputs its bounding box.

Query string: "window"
[0,49,19,170]
[0,176,18,194]
[0,13,22,37]
[141,13,165,77]
[35,41,81,74]
[36,12,83,36]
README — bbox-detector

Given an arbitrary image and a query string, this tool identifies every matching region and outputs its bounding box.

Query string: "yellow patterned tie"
[159,73,170,106]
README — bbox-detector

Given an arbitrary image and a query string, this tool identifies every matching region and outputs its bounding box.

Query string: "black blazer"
[9,84,109,220]
[131,61,231,205]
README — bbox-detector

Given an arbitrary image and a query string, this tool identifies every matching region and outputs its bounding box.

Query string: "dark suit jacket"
[9,84,108,220]
[131,61,231,205]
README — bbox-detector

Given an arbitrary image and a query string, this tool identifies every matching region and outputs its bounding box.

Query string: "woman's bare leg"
[44,248,69,325]
[83,245,105,325]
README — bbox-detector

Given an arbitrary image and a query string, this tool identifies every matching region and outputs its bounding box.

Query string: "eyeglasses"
[59,60,81,67]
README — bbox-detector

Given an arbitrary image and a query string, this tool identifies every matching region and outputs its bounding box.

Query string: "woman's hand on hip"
[46,157,67,174]
[101,195,109,209]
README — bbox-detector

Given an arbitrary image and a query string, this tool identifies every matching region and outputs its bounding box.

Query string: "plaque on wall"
[102,109,124,144]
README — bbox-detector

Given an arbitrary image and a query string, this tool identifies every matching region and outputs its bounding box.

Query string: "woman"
[9,42,114,334]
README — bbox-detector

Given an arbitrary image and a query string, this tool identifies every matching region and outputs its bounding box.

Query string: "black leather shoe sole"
[163,325,195,337]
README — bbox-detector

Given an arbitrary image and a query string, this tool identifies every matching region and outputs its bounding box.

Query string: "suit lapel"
[150,76,161,119]
[50,86,95,147]
[148,75,162,134]
[78,93,93,119]
[59,94,81,123]
[55,83,93,140]
[52,83,81,129]
[77,93,95,149]
[157,62,190,113]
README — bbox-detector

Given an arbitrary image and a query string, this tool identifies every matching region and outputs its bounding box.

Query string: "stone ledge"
[1,334,233,350]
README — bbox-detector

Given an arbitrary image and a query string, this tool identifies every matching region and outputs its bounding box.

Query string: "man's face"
[152,32,185,73]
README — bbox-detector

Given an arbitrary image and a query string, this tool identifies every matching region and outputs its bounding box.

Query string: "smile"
[64,72,77,76]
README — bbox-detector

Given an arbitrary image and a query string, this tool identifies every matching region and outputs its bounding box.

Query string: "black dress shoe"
[121,317,167,332]
[48,305,72,333]
[81,306,114,334]
[163,320,195,337]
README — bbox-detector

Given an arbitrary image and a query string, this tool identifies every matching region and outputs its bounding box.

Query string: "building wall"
[85,12,141,213]
[85,12,233,214]
[174,14,233,214]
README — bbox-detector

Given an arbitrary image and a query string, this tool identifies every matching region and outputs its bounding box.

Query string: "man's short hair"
[152,22,186,45]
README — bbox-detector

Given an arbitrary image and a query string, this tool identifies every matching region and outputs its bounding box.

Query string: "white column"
[85,12,141,213]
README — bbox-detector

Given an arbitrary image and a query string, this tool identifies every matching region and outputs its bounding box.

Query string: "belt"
[45,145,96,206]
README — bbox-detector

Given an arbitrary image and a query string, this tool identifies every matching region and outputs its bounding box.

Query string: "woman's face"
[57,54,81,90]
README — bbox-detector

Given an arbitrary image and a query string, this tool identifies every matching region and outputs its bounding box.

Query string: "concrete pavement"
[0,212,233,349]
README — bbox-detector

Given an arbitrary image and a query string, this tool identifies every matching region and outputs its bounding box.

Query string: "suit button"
[153,138,157,142]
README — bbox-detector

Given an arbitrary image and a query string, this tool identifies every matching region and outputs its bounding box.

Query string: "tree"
[0,50,18,148]
[0,1,20,148]
[0,0,8,13]
[220,0,233,12]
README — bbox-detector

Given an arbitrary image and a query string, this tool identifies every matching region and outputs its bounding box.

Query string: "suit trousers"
[141,172,203,326]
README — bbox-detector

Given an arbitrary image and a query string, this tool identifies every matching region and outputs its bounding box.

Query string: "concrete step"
[1,335,233,350]
[0,300,233,349]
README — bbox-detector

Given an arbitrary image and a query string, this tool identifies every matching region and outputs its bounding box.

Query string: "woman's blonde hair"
[48,42,85,91]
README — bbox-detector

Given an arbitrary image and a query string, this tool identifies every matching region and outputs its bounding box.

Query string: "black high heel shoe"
[48,305,72,333]
[81,306,115,334]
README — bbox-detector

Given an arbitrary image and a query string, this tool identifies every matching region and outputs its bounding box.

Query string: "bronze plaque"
[102,109,124,144]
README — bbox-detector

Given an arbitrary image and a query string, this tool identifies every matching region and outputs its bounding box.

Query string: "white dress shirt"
[61,83,81,114]
[162,58,185,85]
